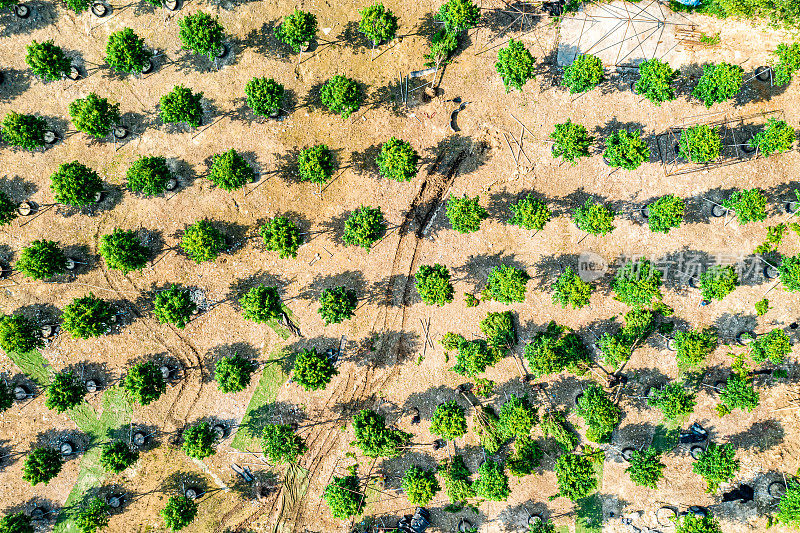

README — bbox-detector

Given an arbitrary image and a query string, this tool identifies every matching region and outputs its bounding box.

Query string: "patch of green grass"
[265,304,293,340]
[5,348,53,385]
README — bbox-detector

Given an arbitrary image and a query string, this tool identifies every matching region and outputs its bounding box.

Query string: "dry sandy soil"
[1,0,800,531]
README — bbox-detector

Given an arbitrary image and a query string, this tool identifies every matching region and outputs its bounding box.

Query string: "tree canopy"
[292,348,338,391]
[214,354,255,393]
[320,75,363,118]
[160,86,204,127]
[0,314,43,354]
[161,496,197,531]
[376,137,418,182]
[343,205,386,249]
[124,361,166,406]
[554,453,597,501]
[126,156,175,196]
[69,93,120,139]
[99,229,149,274]
[575,383,620,442]
[415,264,454,306]
[208,149,255,191]
[45,370,86,413]
[23,447,63,486]
[635,58,678,104]
[153,285,196,328]
[562,54,604,93]
[178,12,224,58]
[62,294,115,339]
[26,40,71,81]
[106,27,152,74]
[352,409,410,458]
[359,3,398,44]
[50,161,104,207]
[275,9,317,52]
[484,264,529,303]
[1,112,47,150]
[446,194,488,233]
[240,285,283,323]
[99,440,139,473]
[692,442,739,492]
[496,39,536,92]
[261,423,306,463]
[182,421,217,459]
[402,466,440,505]
[181,220,225,262]
[430,400,467,440]
[524,321,589,378]
[259,216,302,259]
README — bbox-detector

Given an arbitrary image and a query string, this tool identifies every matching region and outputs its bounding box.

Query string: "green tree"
[552,266,592,308]
[772,42,800,86]
[318,286,357,325]
[26,40,71,81]
[208,149,254,191]
[178,12,224,58]
[498,395,537,440]
[1,112,47,150]
[0,512,34,533]
[603,130,649,170]
[160,86,204,127]
[261,423,306,463]
[320,75,363,118]
[245,77,284,117]
[0,191,18,226]
[541,410,579,452]
[22,447,63,486]
[99,440,139,473]
[424,29,459,67]
[693,62,743,107]
[259,216,302,259]
[182,421,216,459]
[528,520,556,533]
[74,497,110,533]
[446,194,488,233]
[440,455,474,503]
[402,466,440,505]
[62,294,115,339]
[750,328,791,364]
[343,205,386,249]
[755,298,770,316]
[484,264,529,303]
[717,358,758,415]
[675,513,722,533]
[722,188,767,224]
[679,124,721,163]
[181,220,225,262]
[473,405,503,453]
[50,161,104,207]
[524,321,589,378]
[239,285,282,323]
[480,311,516,350]
[647,194,685,233]
[508,436,542,477]
[699,265,738,301]
[779,254,800,291]
[647,381,696,420]
[376,137,419,182]
[69,93,120,139]
[777,480,800,528]
[126,156,174,196]
[748,118,795,156]
[297,144,335,184]
[352,409,410,458]
[674,328,718,369]
[550,120,593,164]
[16,240,66,280]
[274,9,317,52]
[436,0,481,32]
[154,285,196,328]
[575,383,620,442]
[473,460,509,501]
[554,453,597,501]
[215,355,255,393]
[106,28,152,75]
[611,259,663,308]
[508,194,551,230]
[124,361,166,405]
[496,39,535,92]
[625,447,665,489]
[324,472,363,519]
[635,58,678,104]
[358,3,398,44]
[450,337,503,377]
[574,198,615,235]
[292,348,338,391]
[692,442,739,492]
[161,496,197,531]
[430,400,467,440]
[562,54,604,93]
[99,229,149,274]
[415,264,454,306]
[45,370,85,413]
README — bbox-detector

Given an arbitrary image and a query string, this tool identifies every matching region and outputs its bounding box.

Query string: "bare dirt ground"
[1,0,800,531]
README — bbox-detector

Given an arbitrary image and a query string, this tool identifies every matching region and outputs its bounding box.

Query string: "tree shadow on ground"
[728,419,785,452]
[530,252,580,290]
[240,19,292,62]
[350,143,382,178]
[238,400,305,442]
[714,312,758,344]
[291,269,368,303]
[224,271,291,311]
[452,251,528,290]
[0,0,58,37]
[204,342,260,384]
[401,385,463,423]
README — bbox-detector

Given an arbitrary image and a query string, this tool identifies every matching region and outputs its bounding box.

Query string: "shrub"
[1,112,47,150]
[473,460,510,501]
[215,355,255,393]
[717,358,758,415]
[508,194,551,230]
[473,405,503,453]
[679,124,721,163]
[161,496,197,531]
[699,265,738,301]
[574,199,616,236]
[69,93,120,139]
[625,447,665,489]
[647,194,685,233]
[430,400,467,440]
[575,383,620,442]
[0,191,17,226]
[508,436,542,477]
[496,39,535,92]
[612,259,663,308]
[181,220,225,262]
[603,130,649,170]
[0,314,42,354]
[324,473,363,519]
[275,9,318,52]
[50,161,104,207]
[23,448,62,485]
[779,254,800,291]
[376,137,419,182]
[755,298,770,316]
[245,77,284,117]
[343,205,386,249]
[541,410,579,451]
[99,441,139,473]
[154,285,196,328]
[750,328,791,364]
[692,442,739,492]
[440,455,474,503]
[693,62,743,107]
[675,514,722,533]
[552,266,592,308]
[106,28,151,74]
[178,12,224,58]
[777,480,800,528]
[550,120,593,163]
[562,54,604,93]
[480,311,516,350]
[293,348,338,391]
[675,328,718,369]
[598,331,632,370]
[261,423,306,463]
[497,395,538,440]
[524,321,589,377]
[635,58,678,104]
[63,0,91,12]
[352,409,410,458]
[484,264,529,303]
[748,118,795,156]
[773,42,800,86]
[402,466,440,505]
[452,338,502,377]
[160,86,203,127]
[318,286,358,325]
[722,188,767,224]
[239,285,282,323]
[0,512,33,533]
[74,497,110,533]
[259,216,301,259]
[446,194,488,233]
[62,294,114,339]
[26,40,71,81]
[647,382,696,420]
[182,421,216,459]
[554,454,596,501]
[528,520,556,533]
[16,240,66,280]
[124,361,166,405]
[99,229,149,274]
[415,264,454,306]
[436,0,481,32]
[208,149,254,191]
[45,370,85,413]
[297,144,335,184]
[126,156,174,196]
[424,29,459,66]
[320,75,363,118]
[359,3,398,44]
